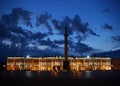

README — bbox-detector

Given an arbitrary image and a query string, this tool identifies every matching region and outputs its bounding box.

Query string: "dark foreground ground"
[1,70,120,86]
[1,77,120,86]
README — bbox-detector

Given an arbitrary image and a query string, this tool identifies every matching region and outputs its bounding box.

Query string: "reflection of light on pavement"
[85,71,91,78]
[38,71,41,75]
[73,72,82,78]
[25,71,32,77]
[51,71,58,77]
[10,71,13,77]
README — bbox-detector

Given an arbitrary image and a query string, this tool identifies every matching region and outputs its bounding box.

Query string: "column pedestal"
[63,60,70,71]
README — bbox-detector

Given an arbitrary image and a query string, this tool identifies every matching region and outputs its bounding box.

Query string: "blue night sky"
[0,0,120,62]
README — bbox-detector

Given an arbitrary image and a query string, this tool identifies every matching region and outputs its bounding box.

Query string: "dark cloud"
[52,16,73,34]
[0,23,29,40]
[31,32,48,40]
[102,23,113,31]
[54,40,64,45]
[88,29,100,37]
[72,15,86,33]
[72,15,100,37]
[52,19,61,31]
[0,24,48,53]
[12,8,32,27]
[1,8,32,27]
[0,23,11,38]
[75,42,93,54]
[10,26,27,36]
[0,8,49,48]
[101,9,111,13]
[74,34,86,41]
[36,12,52,31]
[111,35,120,42]
[0,8,33,47]
[52,14,99,39]
[1,14,17,27]
[69,41,93,54]
[10,30,48,49]
[39,38,58,48]
[66,38,94,55]
[59,16,73,34]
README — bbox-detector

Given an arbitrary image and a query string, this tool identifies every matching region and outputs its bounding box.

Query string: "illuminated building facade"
[7,56,111,71]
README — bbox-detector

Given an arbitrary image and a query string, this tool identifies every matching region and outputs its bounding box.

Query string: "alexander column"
[63,27,70,71]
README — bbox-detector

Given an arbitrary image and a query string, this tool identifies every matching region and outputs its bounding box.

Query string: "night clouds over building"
[0,0,120,61]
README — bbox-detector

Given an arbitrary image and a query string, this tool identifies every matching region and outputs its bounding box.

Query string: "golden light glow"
[7,56,111,71]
